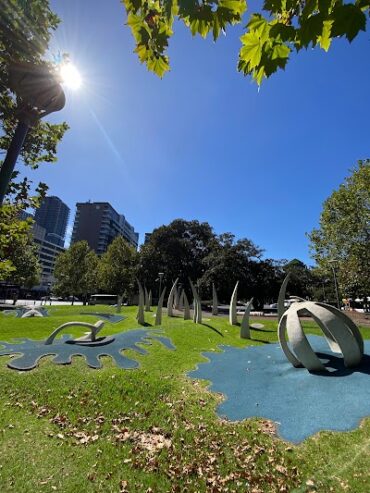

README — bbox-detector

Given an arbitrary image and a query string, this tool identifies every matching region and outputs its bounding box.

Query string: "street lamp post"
[328,260,341,309]
[0,61,66,205]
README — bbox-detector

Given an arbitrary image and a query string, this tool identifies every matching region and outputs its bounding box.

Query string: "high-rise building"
[144,233,152,244]
[34,196,70,247]
[71,202,139,254]
[32,223,65,291]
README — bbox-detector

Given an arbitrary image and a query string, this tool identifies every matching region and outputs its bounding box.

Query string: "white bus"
[89,294,117,305]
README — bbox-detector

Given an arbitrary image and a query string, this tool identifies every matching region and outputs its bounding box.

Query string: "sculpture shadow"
[249,338,270,344]
[201,323,224,338]
[311,352,370,377]
[250,327,273,333]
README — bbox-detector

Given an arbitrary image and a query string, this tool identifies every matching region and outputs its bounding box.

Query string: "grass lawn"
[0,306,369,493]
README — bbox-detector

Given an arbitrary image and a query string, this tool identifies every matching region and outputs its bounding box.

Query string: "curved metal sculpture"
[45,320,106,346]
[229,281,239,326]
[212,284,219,316]
[178,289,184,310]
[144,286,150,312]
[174,286,179,309]
[167,279,178,317]
[21,308,44,318]
[277,273,290,321]
[136,280,145,325]
[183,291,191,320]
[240,299,253,339]
[117,295,123,313]
[189,279,202,324]
[278,300,364,371]
[155,287,166,326]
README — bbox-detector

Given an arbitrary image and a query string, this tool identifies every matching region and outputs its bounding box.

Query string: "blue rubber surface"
[0,329,175,371]
[188,336,370,443]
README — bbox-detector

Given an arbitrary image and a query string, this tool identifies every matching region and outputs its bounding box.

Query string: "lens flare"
[60,63,82,90]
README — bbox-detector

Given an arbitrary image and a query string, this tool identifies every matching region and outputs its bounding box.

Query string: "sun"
[60,62,82,90]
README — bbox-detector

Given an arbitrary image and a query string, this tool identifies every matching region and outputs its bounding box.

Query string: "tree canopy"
[138,219,215,294]
[98,236,138,300]
[0,175,46,281]
[0,1,68,282]
[308,159,370,297]
[138,219,306,307]
[200,232,263,301]
[0,0,68,173]
[53,241,99,304]
[122,0,369,84]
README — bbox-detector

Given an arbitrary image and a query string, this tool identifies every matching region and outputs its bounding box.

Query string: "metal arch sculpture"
[229,281,239,326]
[136,280,145,325]
[178,289,184,310]
[183,291,191,320]
[167,278,179,317]
[240,298,253,339]
[21,308,44,318]
[45,320,106,345]
[189,279,202,324]
[277,273,290,321]
[212,284,219,316]
[155,287,166,326]
[174,285,179,309]
[144,286,150,312]
[278,301,364,372]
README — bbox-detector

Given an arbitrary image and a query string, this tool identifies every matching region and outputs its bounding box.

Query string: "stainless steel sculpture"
[155,287,166,326]
[183,291,191,320]
[117,295,123,313]
[229,281,239,326]
[278,273,291,320]
[189,279,202,324]
[278,300,364,371]
[212,284,219,316]
[167,279,178,317]
[144,286,151,312]
[240,299,253,339]
[178,289,184,310]
[136,280,145,325]
[45,320,106,345]
[174,286,179,309]
[21,307,44,318]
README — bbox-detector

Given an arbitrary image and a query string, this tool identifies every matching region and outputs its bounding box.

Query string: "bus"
[89,294,117,305]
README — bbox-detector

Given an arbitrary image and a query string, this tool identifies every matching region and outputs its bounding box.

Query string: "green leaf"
[147,55,170,77]
[271,43,290,60]
[240,31,264,69]
[218,0,247,17]
[331,4,367,41]
[247,14,270,40]
[318,19,333,51]
[301,0,319,19]
[269,22,296,42]
[298,13,324,48]
[263,0,284,14]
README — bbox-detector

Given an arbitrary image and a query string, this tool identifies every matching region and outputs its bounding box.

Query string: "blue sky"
[24,0,370,264]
